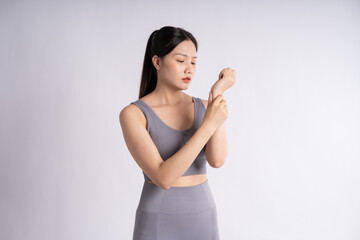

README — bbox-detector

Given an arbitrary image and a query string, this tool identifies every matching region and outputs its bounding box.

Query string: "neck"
[151,86,187,105]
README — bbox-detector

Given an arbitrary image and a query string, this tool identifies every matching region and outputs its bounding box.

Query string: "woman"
[119,26,235,240]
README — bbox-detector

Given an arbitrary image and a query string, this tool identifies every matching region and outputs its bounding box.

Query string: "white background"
[1,0,359,239]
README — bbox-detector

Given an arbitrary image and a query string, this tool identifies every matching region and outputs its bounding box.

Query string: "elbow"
[148,176,170,190]
[148,179,170,190]
[156,162,172,190]
[159,177,172,190]
[159,184,170,190]
[211,162,224,168]
[206,150,227,168]
[157,178,170,190]
[210,156,226,168]
[154,174,171,190]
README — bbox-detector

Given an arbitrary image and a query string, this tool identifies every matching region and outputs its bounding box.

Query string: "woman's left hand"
[209,67,236,103]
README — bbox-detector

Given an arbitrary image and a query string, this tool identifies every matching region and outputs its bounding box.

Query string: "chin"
[181,84,190,89]
[175,82,189,88]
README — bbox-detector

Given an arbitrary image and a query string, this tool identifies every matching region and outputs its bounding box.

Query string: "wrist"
[210,88,224,99]
[199,122,215,137]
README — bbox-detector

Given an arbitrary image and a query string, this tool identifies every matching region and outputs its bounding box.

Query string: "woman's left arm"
[203,101,228,168]
[204,67,236,168]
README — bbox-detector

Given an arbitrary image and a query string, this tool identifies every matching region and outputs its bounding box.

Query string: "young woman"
[119,26,235,240]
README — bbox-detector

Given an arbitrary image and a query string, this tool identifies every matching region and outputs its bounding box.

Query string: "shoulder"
[119,103,138,120]
[119,102,146,127]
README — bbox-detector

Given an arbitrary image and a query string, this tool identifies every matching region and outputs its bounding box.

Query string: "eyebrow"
[173,53,197,58]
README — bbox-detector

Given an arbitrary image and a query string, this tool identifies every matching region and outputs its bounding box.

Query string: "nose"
[185,62,195,74]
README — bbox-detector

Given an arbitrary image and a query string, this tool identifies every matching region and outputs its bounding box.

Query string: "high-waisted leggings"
[132,179,220,240]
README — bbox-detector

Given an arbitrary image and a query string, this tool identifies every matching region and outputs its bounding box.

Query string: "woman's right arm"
[119,95,227,190]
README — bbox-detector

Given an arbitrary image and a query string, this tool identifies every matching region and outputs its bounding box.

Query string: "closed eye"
[177,60,196,65]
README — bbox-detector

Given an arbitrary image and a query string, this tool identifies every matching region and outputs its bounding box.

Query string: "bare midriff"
[146,174,207,187]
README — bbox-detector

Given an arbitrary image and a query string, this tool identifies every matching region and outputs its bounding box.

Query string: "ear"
[152,55,161,71]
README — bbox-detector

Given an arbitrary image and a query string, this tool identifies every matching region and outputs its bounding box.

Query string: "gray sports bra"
[130,96,207,181]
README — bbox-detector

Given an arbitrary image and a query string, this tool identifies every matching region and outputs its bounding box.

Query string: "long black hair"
[138,26,198,99]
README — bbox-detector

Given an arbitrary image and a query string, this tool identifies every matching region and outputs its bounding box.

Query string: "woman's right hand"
[202,92,228,133]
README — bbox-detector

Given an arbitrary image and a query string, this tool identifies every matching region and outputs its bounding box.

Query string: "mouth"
[182,77,191,82]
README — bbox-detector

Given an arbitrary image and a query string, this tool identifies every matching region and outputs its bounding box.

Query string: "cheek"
[166,62,182,73]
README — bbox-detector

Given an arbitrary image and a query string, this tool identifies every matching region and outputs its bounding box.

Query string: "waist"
[139,177,216,214]
[146,174,207,187]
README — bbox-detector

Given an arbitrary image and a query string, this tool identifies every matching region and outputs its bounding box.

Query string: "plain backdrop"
[1,0,359,239]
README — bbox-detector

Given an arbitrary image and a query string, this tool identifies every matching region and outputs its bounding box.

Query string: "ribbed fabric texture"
[133,180,220,240]
[130,96,208,182]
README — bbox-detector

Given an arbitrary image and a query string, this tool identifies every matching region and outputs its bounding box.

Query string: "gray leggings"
[132,179,220,240]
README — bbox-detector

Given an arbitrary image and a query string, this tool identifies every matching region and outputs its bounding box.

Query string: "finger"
[221,68,232,78]
[219,98,226,104]
[219,68,226,79]
[221,103,227,108]
[214,94,224,104]
[219,72,223,79]
[220,102,227,110]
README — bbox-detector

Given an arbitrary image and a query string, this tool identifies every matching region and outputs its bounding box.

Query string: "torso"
[146,174,208,187]
[140,93,208,187]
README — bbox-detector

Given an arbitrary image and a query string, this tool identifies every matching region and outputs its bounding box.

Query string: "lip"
[182,77,191,81]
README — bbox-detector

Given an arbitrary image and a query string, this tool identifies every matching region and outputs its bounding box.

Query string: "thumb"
[208,91,212,104]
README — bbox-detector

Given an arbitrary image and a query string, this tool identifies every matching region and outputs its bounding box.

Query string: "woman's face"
[154,40,197,90]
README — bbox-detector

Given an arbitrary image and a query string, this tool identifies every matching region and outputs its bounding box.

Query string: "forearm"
[205,121,228,168]
[159,123,214,189]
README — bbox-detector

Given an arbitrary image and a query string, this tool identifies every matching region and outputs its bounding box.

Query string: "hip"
[137,178,216,214]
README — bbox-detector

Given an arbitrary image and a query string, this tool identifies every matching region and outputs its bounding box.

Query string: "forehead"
[170,40,197,58]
